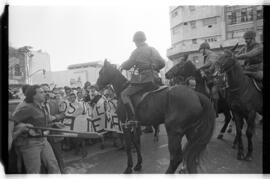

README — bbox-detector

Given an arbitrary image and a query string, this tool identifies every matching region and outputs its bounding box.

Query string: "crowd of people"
[8,81,122,174]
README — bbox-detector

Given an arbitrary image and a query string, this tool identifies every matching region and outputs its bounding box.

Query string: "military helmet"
[199,42,210,51]
[243,30,256,39]
[133,31,146,42]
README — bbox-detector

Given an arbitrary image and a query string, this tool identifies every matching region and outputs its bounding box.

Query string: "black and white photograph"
[3,0,264,175]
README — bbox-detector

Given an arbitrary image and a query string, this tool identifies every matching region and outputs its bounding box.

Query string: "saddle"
[244,71,262,92]
[131,86,168,109]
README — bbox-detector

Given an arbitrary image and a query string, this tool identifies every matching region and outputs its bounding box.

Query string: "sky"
[9,4,171,71]
[7,0,265,72]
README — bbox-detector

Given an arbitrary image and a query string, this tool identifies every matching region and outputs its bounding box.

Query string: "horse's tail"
[183,93,215,173]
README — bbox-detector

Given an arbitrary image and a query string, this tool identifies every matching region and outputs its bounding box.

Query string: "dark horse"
[165,60,234,139]
[96,59,215,173]
[215,46,262,161]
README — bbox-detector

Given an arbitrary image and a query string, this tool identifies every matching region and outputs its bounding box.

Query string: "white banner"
[62,97,123,135]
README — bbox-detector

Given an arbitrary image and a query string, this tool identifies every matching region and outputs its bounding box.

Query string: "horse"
[215,45,262,161]
[96,59,215,173]
[165,60,234,139]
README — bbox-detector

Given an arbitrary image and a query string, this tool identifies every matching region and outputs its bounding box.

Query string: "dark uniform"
[236,31,263,81]
[198,42,220,116]
[120,31,165,119]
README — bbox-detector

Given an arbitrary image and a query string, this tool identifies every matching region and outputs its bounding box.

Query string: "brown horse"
[96,59,215,173]
[165,60,234,140]
[215,46,262,161]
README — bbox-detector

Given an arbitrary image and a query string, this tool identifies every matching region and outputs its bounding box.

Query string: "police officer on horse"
[235,30,263,84]
[120,31,165,121]
[198,41,220,116]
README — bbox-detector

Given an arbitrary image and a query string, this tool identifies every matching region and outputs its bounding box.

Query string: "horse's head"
[216,43,239,74]
[96,59,119,90]
[165,60,196,80]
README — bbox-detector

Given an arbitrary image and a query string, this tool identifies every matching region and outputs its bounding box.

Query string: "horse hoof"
[237,153,245,160]
[123,168,132,174]
[153,137,159,143]
[133,164,142,171]
[244,154,252,161]
[179,168,186,174]
[217,134,223,140]
[227,128,232,133]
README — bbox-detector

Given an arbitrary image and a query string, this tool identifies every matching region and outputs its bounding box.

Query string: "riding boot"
[125,104,135,121]
[213,99,219,117]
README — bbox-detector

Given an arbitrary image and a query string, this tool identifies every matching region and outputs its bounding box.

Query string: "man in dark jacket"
[120,31,165,120]
[235,30,263,82]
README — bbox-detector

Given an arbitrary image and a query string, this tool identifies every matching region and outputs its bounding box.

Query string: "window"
[227,32,233,39]
[247,7,253,21]
[257,6,263,20]
[227,11,232,25]
[192,39,197,44]
[172,24,181,34]
[190,21,196,29]
[189,6,195,11]
[231,11,237,24]
[203,17,217,26]
[14,64,22,76]
[241,8,248,22]
[172,10,178,18]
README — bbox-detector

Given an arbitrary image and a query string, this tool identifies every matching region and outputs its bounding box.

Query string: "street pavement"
[63,114,262,174]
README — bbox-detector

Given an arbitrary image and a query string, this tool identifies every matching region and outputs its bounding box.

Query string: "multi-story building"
[9,47,27,85]
[224,6,263,43]
[167,5,263,68]
[28,50,51,84]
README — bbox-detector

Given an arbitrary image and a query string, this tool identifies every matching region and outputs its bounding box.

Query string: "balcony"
[167,38,245,59]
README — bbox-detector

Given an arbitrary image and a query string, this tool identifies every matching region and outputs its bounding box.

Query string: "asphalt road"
[63,114,262,174]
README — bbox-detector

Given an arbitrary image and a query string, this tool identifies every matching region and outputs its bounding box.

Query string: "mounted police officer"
[235,30,263,82]
[198,41,220,117]
[120,31,165,120]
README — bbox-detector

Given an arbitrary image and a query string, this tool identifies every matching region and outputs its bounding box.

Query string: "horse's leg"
[123,128,133,174]
[100,136,105,150]
[131,127,142,171]
[217,109,231,139]
[234,113,245,160]
[245,110,256,161]
[153,124,160,142]
[165,134,183,174]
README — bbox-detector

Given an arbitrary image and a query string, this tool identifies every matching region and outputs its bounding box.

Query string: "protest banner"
[60,96,122,136]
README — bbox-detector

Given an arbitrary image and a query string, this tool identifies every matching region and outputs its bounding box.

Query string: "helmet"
[133,31,146,42]
[243,31,256,39]
[199,42,210,51]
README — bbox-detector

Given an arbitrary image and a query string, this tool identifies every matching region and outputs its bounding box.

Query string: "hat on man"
[243,30,256,39]
[199,42,210,51]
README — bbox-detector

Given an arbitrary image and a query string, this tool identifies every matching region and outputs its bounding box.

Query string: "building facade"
[31,61,103,88]
[28,50,51,84]
[9,47,27,85]
[167,5,263,67]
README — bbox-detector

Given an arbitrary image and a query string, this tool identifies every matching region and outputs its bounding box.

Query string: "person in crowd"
[64,86,72,98]
[11,85,60,173]
[40,84,66,173]
[84,81,91,91]
[66,92,84,117]
[77,90,84,102]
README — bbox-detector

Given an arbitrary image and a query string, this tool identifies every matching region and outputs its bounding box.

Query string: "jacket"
[237,42,263,71]
[121,43,165,84]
